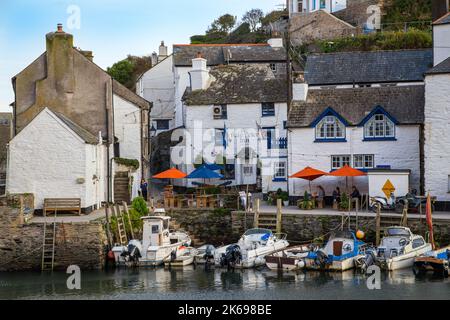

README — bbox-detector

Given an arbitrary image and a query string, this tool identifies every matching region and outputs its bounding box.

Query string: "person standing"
[140,179,148,201]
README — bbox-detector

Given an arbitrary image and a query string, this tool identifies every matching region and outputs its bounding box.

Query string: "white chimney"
[433,21,450,66]
[151,52,158,66]
[268,38,284,48]
[292,73,308,101]
[190,52,210,91]
[158,41,168,62]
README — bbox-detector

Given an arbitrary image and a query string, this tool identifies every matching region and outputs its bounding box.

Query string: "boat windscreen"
[244,228,272,236]
[329,230,354,240]
[386,228,410,237]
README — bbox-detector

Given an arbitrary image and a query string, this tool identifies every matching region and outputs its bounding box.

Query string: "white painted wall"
[137,55,175,133]
[424,73,450,202]
[289,0,346,15]
[113,94,142,199]
[367,171,410,198]
[288,125,421,197]
[176,102,288,190]
[433,24,450,66]
[6,108,105,210]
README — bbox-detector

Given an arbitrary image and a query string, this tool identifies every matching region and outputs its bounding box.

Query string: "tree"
[207,14,237,35]
[242,9,264,32]
[107,59,135,87]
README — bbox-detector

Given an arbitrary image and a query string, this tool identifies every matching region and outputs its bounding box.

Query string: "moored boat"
[265,245,311,271]
[112,213,191,267]
[413,246,450,277]
[214,228,289,269]
[164,247,198,267]
[194,245,216,265]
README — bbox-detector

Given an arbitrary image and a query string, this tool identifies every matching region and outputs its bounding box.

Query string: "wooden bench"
[43,198,81,216]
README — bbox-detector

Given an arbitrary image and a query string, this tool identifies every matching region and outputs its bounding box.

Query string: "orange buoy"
[356,230,365,240]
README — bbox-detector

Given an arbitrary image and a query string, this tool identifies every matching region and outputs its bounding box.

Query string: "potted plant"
[281,192,290,207]
[339,193,350,211]
[299,191,313,210]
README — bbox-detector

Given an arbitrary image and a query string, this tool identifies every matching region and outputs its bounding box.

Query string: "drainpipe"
[106,77,114,203]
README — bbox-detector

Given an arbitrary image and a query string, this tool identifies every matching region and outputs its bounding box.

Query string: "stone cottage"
[287,49,432,199]
[7,25,151,211]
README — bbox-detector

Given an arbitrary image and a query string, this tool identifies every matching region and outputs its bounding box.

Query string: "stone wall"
[333,0,385,28]
[0,206,108,271]
[289,10,359,46]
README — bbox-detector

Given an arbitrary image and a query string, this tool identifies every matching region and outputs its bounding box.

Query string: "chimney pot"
[197,52,202,59]
[57,23,63,33]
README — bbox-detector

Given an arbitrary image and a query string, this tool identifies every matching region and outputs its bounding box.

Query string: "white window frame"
[215,129,224,147]
[364,114,395,139]
[316,116,346,140]
[243,165,253,176]
[331,155,351,170]
[270,63,277,73]
[353,154,374,169]
[274,161,287,179]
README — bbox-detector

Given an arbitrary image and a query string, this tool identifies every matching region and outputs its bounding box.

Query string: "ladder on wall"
[41,211,57,272]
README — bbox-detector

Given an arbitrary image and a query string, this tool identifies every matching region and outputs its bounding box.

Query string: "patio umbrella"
[187,165,224,180]
[328,165,366,192]
[290,166,327,194]
[203,163,224,171]
[152,167,187,187]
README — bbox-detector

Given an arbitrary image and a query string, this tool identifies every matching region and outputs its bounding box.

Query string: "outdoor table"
[196,195,212,208]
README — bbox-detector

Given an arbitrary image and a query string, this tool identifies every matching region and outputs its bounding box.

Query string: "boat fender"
[296,259,306,269]
[107,250,115,261]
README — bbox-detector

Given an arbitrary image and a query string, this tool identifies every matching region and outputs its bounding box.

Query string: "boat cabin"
[322,231,358,258]
[378,227,427,258]
[142,216,171,250]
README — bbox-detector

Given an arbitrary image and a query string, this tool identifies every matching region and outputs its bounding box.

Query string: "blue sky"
[0,0,284,111]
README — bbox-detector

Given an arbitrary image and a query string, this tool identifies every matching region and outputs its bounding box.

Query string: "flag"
[425,193,435,250]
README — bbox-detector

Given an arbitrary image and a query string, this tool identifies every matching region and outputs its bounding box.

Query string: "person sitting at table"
[351,186,361,200]
[332,187,341,203]
[317,186,325,201]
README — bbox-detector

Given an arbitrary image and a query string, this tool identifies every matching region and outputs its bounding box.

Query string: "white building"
[137,42,175,135]
[287,0,347,16]
[287,49,432,200]
[174,57,289,193]
[424,13,450,210]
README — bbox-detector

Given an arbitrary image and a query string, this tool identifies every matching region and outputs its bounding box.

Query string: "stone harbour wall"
[0,206,108,271]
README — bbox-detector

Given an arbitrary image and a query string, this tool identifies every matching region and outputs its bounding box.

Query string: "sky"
[0,0,284,112]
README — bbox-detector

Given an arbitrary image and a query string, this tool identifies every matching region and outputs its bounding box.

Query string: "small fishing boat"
[358,226,432,271]
[164,247,198,267]
[303,231,368,271]
[214,228,289,269]
[265,245,312,271]
[194,245,216,265]
[413,246,450,277]
[112,213,191,267]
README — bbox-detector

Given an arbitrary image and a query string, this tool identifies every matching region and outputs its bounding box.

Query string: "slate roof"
[173,44,286,67]
[434,12,450,25]
[183,64,288,105]
[287,86,424,128]
[426,57,450,74]
[304,49,433,85]
[53,111,99,144]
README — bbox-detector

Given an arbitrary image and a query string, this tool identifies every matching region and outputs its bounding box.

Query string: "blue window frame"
[311,107,348,142]
[263,127,275,149]
[320,0,326,9]
[359,106,398,141]
[262,103,275,117]
[312,0,316,10]
[156,120,169,130]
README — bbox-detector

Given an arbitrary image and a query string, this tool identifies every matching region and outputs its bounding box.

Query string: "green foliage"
[261,10,287,26]
[242,9,264,32]
[212,208,231,217]
[107,55,152,91]
[299,190,314,210]
[204,186,221,195]
[114,157,140,171]
[207,14,237,35]
[340,193,350,210]
[132,196,149,216]
[383,0,432,30]
[310,29,432,54]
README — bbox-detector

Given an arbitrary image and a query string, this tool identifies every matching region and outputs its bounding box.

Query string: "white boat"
[265,245,311,271]
[413,245,450,277]
[374,226,432,271]
[303,231,368,271]
[194,245,216,265]
[214,228,289,269]
[112,213,191,267]
[164,247,198,267]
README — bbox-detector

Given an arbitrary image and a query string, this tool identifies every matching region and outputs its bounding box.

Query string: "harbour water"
[1,267,449,300]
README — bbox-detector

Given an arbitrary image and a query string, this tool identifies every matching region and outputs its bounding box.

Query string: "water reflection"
[0,267,448,300]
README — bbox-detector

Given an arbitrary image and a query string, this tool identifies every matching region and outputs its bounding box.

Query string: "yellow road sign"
[382,179,395,198]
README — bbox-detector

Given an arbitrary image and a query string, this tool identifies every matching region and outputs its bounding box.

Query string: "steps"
[256,212,278,231]
[114,172,130,204]
[41,214,57,272]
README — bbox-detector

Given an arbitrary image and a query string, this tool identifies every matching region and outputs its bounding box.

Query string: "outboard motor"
[170,250,177,262]
[120,240,142,266]
[314,250,330,269]
[204,246,215,265]
[359,250,376,273]
[220,244,242,270]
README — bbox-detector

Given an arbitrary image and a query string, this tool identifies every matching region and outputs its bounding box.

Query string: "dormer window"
[364,114,395,139]
[316,116,345,141]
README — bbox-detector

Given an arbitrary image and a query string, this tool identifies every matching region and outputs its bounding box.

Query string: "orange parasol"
[290,167,327,193]
[153,168,187,179]
[328,165,366,192]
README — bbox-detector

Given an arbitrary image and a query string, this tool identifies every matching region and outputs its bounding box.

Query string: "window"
[262,103,275,117]
[215,129,224,147]
[412,238,425,249]
[274,161,287,179]
[312,0,316,10]
[297,0,303,12]
[270,63,277,73]
[364,114,395,139]
[353,155,374,169]
[264,127,275,149]
[0,119,9,125]
[331,155,351,170]
[213,104,227,120]
[156,120,169,130]
[223,162,236,180]
[320,0,326,9]
[243,165,253,176]
[316,116,346,141]
[151,225,159,234]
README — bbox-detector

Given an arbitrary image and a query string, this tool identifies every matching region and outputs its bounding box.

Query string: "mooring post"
[104,205,113,248]
[276,199,282,234]
[376,203,381,246]
[254,198,260,228]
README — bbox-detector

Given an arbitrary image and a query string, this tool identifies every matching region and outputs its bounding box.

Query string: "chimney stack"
[268,32,284,48]
[292,72,308,101]
[151,52,158,66]
[158,41,168,62]
[190,52,210,91]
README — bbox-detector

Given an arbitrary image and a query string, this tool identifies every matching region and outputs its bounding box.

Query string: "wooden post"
[18,195,25,225]
[276,199,282,234]
[376,203,381,246]
[254,199,260,228]
[123,201,134,239]
[401,199,408,227]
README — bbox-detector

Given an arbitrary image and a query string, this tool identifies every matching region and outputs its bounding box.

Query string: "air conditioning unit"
[213,105,223,119]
